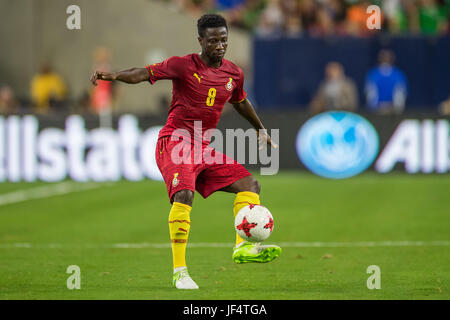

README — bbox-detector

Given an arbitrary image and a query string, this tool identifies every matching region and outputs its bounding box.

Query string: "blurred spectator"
[31,63,67,114]
[309,61,358,114]
[328,0,350,33]
[172,0,215,15]
[382,0,409,33]
[444,0,450,33]
[299,0,319,33]
[365,49,408,114]
[227,0,267,31]
[439,95,450,115]
[90,47,116,114]
[284,14,303,37]
[256,0,285,36]
[0,85,19,114]
[315,4,336,36]
[418,0,448,35]
[215,0,245,10]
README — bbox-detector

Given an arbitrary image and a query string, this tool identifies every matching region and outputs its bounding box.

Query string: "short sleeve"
[145,56,185,85]
[229,68,247,103]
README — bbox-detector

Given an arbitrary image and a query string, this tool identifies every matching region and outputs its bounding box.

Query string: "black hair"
[197,14,228,37]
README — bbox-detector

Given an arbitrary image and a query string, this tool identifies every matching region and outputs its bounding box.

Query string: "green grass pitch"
[0,172,448,300]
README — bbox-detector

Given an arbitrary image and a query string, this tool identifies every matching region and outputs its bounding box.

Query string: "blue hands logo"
[296,111,379,179]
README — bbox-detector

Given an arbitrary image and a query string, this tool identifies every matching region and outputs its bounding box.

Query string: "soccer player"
[90,14,281,289]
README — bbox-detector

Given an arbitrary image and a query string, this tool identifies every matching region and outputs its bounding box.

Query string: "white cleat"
[173,268,199,289]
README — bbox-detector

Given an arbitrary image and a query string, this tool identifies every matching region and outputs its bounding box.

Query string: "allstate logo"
[296,111,379,179]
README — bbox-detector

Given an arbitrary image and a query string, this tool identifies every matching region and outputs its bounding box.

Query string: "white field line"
[0,240,449,249]
[0,182,110,207]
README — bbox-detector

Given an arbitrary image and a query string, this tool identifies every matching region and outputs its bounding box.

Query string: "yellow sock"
[168,202,192,269]
[233,191,260,246]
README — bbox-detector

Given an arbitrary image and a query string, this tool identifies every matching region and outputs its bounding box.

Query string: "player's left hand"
[257,129,278,150]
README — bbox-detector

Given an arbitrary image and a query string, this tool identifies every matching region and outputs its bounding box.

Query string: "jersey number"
[206,88,216,107]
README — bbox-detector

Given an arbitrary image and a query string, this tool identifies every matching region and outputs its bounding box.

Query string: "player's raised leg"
[169,190,198,289]
[220,175,282,264]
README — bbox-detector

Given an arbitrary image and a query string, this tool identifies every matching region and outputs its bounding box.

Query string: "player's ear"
[197,36,203,47]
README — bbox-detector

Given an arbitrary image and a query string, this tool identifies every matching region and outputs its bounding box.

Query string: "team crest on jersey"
[225,78,233,91]
[172,173,179,187]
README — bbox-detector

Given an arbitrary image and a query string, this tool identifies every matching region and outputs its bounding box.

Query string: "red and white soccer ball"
[234,205,274,242]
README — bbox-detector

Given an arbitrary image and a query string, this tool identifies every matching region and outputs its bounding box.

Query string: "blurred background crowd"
[0,47,117,117]
[0,0,449,117]
[168,0,450,36]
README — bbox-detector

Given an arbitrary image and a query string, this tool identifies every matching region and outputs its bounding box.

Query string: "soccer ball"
[234,205,274,242]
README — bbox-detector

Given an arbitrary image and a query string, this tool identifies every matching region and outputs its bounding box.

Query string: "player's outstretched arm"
[90,67,149,86]
[232,98,278,149]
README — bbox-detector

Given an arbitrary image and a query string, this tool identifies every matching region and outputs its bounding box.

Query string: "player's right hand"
[90,71,113,86]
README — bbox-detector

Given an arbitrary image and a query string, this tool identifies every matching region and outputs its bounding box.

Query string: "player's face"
[199,27,228,63]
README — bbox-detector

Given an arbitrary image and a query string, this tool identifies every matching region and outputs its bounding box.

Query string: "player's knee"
[240,176,260,194]
[172,190,194,206]
[252,179,261,194]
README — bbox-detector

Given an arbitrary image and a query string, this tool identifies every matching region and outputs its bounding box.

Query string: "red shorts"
[155,136,252,202]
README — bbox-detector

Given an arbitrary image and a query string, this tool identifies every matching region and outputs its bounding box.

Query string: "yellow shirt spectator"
[31,70,67,112]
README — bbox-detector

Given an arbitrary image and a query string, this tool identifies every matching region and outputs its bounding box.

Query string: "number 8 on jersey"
[206,88,216,107]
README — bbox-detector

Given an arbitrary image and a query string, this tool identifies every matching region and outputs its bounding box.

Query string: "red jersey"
[145,53,247,143]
